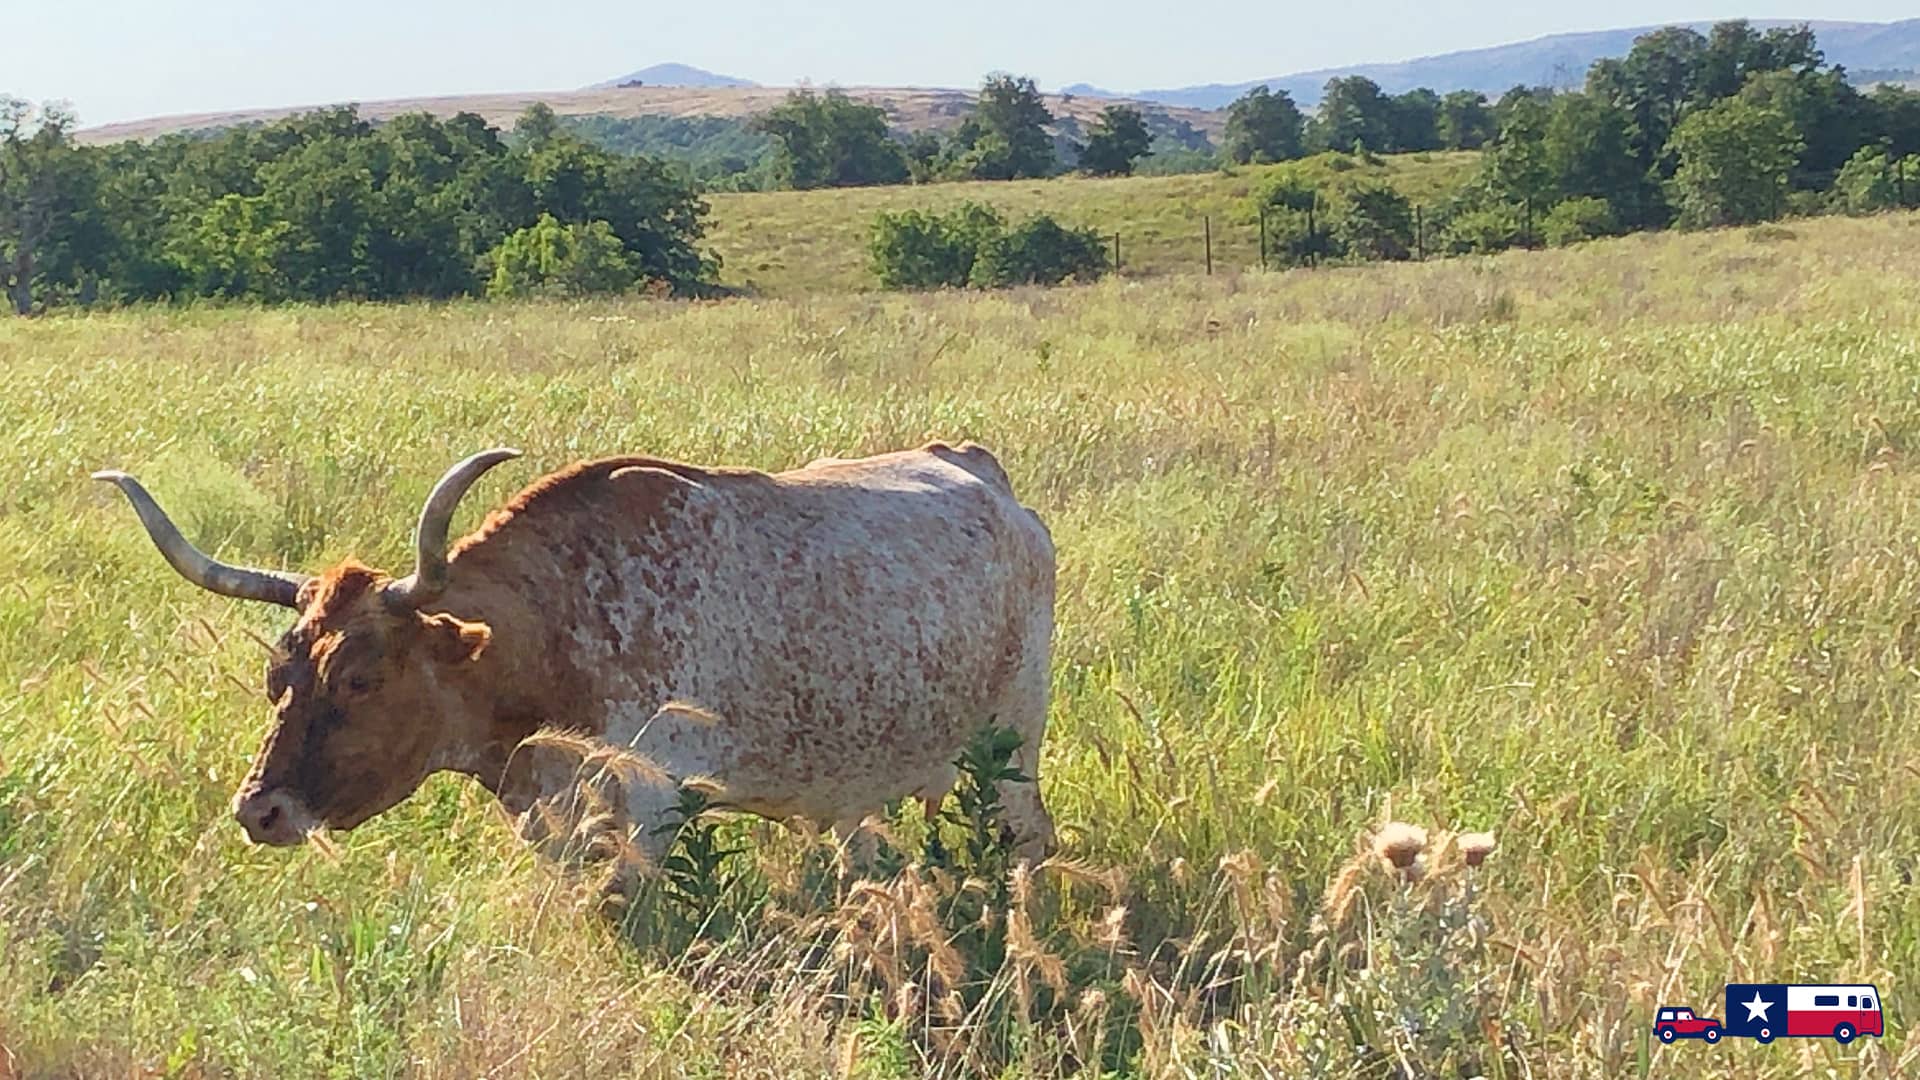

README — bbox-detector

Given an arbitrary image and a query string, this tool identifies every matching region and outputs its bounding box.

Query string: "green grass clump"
[3,211,1920,1075]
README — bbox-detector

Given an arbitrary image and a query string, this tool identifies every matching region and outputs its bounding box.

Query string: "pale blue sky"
[6,0,1914,126]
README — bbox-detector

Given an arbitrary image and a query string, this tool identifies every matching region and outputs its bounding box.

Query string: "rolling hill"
[704,152,1479,295]
[1122,18,1920,108]
[74,85,1223,146]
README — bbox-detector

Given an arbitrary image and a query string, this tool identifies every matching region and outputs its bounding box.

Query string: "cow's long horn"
[92,471,312,609]
[385,448,522,609]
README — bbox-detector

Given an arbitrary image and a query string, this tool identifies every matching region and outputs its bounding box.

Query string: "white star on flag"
[1743,992,1773,1023]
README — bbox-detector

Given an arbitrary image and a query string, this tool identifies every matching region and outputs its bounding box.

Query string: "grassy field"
[705,151,1479,295]
[4,211,1920,1077]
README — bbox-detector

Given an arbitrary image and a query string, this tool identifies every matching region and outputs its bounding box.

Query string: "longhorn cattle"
[95,442,1057,869]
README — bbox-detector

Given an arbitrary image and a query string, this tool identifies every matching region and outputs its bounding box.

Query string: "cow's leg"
[995,642,1056,863]
[828,814,882,877]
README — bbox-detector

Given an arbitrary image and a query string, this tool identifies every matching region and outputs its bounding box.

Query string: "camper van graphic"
[1655,984,1885,1045]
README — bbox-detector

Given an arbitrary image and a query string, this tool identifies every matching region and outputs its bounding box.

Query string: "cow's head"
[95,450,520,846]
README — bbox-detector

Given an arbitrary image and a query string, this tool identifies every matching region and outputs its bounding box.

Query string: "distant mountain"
[588,63,758,90]
[1059,83,1124,99]
[1131,18,1920,108]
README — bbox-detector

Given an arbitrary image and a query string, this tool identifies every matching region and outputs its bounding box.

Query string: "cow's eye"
[346,675,373,695]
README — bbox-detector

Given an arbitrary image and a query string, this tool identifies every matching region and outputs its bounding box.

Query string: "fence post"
[1204,215,1213,275]
[1415,205,1424,260]
[1258,206,1268,270]
[1306,197,1317,268]
[1112,232,1121,273]
[1524,198,1534,249]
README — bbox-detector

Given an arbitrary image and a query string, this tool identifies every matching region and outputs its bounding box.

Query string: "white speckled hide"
[440,441,1057,866]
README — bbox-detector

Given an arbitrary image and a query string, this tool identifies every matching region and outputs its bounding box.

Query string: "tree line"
[0,100,715,313]
[7,19,1920,310]
[1230,19,1920,270]
[752,20,1919,234]
[751,75,1158,188]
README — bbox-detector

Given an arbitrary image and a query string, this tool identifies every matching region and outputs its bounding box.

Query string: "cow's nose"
[234,788,309,846]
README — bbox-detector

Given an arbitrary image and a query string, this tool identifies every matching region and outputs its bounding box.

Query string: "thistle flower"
[1372,821,1428,871]
[1460,831,1497,868]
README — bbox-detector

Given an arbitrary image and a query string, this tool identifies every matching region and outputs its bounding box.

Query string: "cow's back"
[563,443,1052,822]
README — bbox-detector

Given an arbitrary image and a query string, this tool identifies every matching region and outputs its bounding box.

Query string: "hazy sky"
[6,1,1914,127]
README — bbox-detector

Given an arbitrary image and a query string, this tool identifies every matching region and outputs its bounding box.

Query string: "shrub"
[969,215,1108,288]
[869,204,1105,290]
[1831,146,1920,214]
[1333,183,1415,260]
[484,214,642,299]
[1252,169,1318,214]
[1541,197,1618,247]
[1250,170,1335,267]
[1135,145,1219,176]
[1441,205,1523,254]
[867,203,1004,289]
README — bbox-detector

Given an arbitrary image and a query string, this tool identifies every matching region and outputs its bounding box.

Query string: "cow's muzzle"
[233,787,317,847]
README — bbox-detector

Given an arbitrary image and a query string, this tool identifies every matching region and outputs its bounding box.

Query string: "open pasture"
[705,151,1479,296]
[3,212,1920,1076]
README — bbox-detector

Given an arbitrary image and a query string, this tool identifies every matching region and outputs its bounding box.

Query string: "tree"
[252,133,385,300]
[164,193,288,299]
[1869,84,1920,159]
[957,75,1056,180]
[1438,91,1496,150]
[485,214,640,298]
[1697,20,1822,102]
[1483,93,1554,239]
[1739,68,1870,186]
[1609,26,1709,175]
[1544,92,1645,219]
[0,98,82,313]
[1223,86,1305,164]
[514,106,714,289]
[1314,76,1394,153]
[513,102,565,152]
[751,90,910,189]
[1077,105,1152,176]
[902,131,945,182]
[3,97,729,310]
[1389,89,1443,152]
[1667,97,1803,227]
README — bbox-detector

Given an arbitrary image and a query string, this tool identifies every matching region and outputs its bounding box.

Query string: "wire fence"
[1100,154,1920,278]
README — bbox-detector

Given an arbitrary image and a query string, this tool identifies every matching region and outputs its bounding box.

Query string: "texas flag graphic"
[1722,983,1884,1044]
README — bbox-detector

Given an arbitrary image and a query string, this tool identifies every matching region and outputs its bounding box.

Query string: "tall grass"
[3,211,1920,1075]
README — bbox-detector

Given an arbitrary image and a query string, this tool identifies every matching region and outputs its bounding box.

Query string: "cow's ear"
[420,612,491,664]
